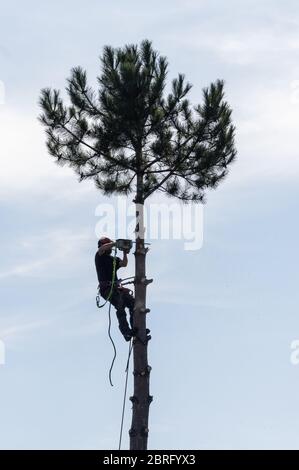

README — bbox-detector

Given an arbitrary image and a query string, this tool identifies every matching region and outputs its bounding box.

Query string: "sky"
[1,0,299,450]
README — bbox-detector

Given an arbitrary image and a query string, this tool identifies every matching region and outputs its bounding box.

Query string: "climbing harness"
[95,248,135,386]
[96,247,118,385]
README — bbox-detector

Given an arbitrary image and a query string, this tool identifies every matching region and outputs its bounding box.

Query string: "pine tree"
[39,39,236,450]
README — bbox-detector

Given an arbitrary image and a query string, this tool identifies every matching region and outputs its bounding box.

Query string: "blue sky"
[1,0,299,450]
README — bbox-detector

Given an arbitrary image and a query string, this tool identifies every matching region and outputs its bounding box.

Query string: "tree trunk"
[129,201,152,450]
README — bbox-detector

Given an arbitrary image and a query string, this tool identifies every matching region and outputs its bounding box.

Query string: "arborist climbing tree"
[95,236,136,342]
[39,39,236,450]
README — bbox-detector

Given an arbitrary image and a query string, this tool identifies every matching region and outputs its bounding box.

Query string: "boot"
[117,310,133,342]
[118,321,133,342]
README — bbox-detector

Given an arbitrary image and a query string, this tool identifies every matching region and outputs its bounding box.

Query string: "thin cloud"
[0,318,50,346]
[0,229,93,280]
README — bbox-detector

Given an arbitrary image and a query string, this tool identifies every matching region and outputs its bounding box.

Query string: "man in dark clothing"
[95,236,135,341]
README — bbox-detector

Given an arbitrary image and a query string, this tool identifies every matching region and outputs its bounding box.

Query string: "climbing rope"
[107,247,118,387]
[96,247,118,386]
[107,300,117,387]
[118,339,133,450]
[95,244,135,447]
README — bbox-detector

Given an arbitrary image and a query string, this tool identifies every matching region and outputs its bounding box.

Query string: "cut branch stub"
[141,277,153,286]
[140,307,151,314]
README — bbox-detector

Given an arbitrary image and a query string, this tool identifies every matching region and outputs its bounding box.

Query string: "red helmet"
[98,236,112,248]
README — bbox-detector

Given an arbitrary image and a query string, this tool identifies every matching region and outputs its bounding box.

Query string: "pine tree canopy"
[39,39,236,203]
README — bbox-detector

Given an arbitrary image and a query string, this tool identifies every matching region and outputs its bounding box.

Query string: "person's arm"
[118,250,129,267]
[97,241,115,256]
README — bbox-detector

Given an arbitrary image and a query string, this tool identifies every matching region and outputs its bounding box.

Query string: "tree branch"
[57,122,135,172]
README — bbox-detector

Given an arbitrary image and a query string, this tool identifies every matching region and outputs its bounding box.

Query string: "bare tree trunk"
[129,200,152,450]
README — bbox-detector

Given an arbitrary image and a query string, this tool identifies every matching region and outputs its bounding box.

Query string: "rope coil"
[95,246,134,448]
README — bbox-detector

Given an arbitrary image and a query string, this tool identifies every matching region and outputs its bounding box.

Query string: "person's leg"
[109,289,132,341]
[122,291,135,329]
[122,290,150,338]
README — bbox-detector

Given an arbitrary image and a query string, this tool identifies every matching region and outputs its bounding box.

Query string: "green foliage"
[39,39,236,203]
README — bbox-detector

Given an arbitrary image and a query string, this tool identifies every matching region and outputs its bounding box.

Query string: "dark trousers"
[101,287,135,336]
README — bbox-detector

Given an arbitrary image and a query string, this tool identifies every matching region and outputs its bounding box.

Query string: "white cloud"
[167,23,299,65]
[0,108,58,190]
[0,259,50,280]
[193,31,277,65]
[0,107,94,201]
[0,317,50,348]
[232,86,299,182]
[0,320,49,341]
[0,229,93,280]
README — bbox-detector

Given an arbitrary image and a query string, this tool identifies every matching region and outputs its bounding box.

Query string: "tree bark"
[129,199,152,450]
